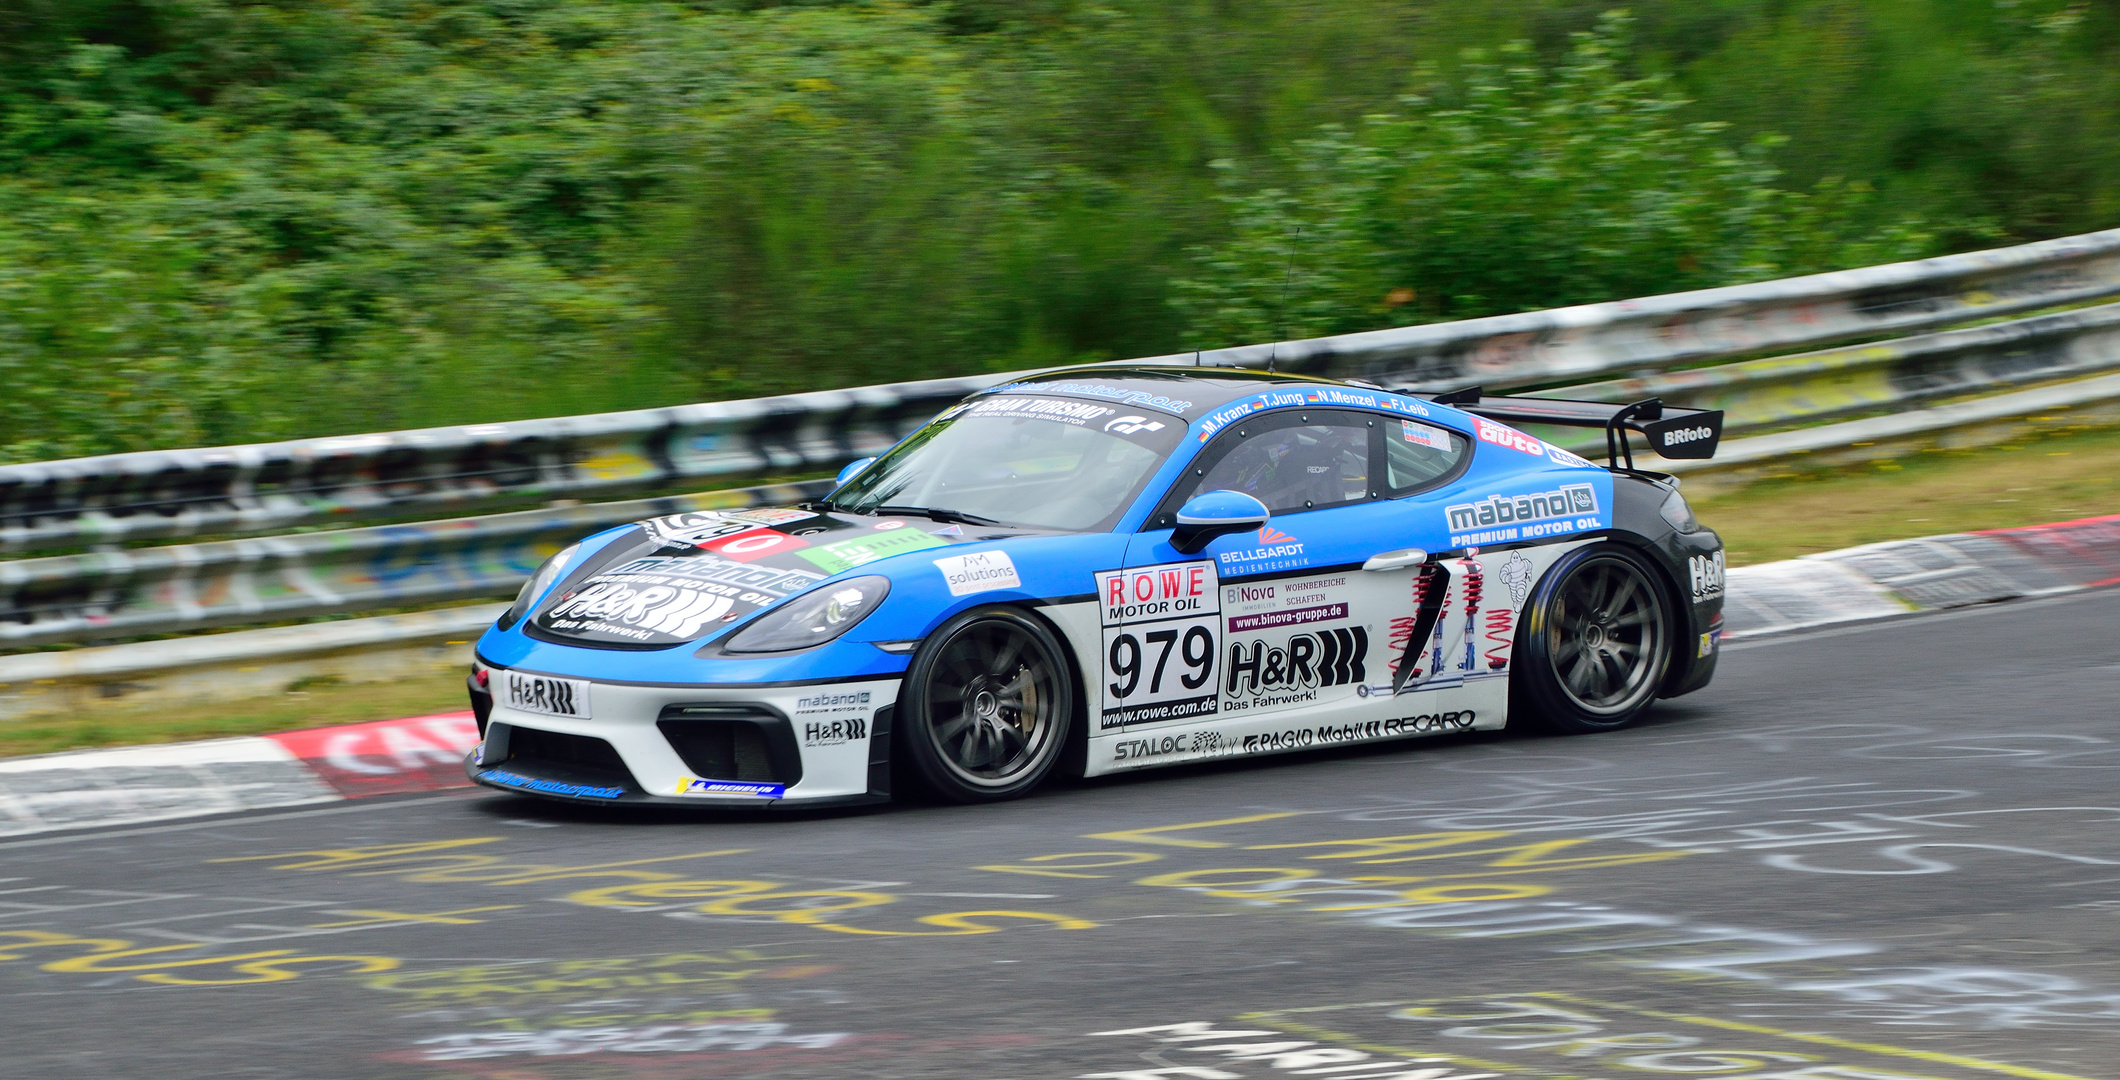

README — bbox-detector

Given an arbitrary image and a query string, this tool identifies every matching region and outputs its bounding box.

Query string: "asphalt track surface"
[6,591,2120,1080]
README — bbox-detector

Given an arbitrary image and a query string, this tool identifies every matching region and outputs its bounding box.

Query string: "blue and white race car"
[466,368,1728,806]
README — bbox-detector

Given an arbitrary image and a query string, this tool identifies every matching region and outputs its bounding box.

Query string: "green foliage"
[1173,15,1936,345]
[0,1,2113,463]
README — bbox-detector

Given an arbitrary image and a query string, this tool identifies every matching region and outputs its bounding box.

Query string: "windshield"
[830,394,1186,532]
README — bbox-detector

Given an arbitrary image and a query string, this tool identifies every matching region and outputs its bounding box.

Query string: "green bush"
[1173,14,1938,346]
[0,1,2112,463]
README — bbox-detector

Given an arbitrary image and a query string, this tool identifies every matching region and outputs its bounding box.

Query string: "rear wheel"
[1511,543,1673,734]
[898,608,1074,802]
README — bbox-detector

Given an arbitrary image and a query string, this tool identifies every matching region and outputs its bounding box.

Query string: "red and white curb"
[0,712,478,838]
[2,513,2116,839]
[1722,512,2120,639]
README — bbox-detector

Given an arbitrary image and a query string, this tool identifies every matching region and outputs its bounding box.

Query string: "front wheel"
[1511,543,1674,734]
[898,607,1074,803]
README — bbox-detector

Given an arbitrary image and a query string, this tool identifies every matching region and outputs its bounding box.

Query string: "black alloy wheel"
[899,608,1074,802]
[1512,542,1673,734]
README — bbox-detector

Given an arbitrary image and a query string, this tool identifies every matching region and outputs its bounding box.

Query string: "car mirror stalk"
[1170,490,1270,555]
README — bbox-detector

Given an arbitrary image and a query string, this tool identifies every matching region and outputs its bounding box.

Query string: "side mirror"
[834,457,876,487]
[1171,490,1269,555]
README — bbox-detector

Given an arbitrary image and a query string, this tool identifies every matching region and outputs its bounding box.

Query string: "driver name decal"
[1096,562,1221,728]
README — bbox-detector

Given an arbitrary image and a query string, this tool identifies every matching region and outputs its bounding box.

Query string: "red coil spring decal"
[1483,609,1515,670]
[1386,569,1432,677]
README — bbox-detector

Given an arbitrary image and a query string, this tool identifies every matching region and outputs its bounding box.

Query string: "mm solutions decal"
[933,550,1021,596]
[1096,561,1220,728]
[1446,481,1604,548]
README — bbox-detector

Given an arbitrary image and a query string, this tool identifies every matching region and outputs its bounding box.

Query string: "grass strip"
[1695,422,2120,566]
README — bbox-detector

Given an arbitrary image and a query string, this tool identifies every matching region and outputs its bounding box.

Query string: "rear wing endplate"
[1420,386,1724,469]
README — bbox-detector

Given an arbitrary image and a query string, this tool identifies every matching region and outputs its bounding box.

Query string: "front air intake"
[501,725,634,788]
[657,705,803,786]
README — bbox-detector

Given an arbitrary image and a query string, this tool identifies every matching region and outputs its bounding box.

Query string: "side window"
[1161,412,1375,521]
[1384,418,1469,495]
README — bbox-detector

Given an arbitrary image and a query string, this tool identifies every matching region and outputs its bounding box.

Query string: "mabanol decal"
[794,690,871,715]
[1446,483,1601,548]
[1096,562,1220,728]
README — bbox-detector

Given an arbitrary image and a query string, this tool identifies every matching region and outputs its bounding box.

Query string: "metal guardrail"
[1151,227,2120,388]
[0,374,1002,554]
[9,229,2120,558]
[8,227,2120,651]
[0,481,828,646]
[1541,299,2120,445]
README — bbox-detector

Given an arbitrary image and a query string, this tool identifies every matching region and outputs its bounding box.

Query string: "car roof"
[993,366,1358,417]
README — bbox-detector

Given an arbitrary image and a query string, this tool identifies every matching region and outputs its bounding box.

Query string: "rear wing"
[1421,386,1723,469]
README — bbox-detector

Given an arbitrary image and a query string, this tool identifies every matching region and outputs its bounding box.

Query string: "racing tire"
[1510,542,1673,735]
[898,607,1075,803]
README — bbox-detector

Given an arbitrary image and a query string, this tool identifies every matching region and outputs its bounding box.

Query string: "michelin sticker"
[678,778,785,798]
[935,550,1021,596]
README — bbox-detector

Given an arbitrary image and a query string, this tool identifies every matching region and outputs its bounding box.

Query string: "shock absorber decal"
[1458,558,1484,673]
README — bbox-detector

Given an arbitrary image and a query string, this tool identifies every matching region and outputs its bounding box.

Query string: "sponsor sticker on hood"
[535,554,824,646]
[935,550,1021,596]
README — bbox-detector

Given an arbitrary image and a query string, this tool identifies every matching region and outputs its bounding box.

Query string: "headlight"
[1658,488,1700,534]
[720,576,890,654]
[501,543,580,628]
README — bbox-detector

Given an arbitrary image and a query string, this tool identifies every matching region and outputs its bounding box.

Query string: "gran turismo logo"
[1103,415,1166,435]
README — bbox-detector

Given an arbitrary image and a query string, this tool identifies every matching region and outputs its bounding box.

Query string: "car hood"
[525,505,1048,649]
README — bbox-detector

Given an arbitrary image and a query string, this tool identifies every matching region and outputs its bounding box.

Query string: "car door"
[1091,409,1391,763]
[1090,404,1517,772]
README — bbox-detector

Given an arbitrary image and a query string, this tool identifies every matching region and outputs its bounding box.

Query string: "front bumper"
[464,660,902,808]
